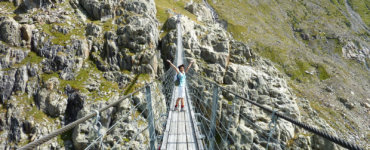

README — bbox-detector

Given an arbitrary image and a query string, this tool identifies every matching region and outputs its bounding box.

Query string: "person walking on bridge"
[167,59,194,111]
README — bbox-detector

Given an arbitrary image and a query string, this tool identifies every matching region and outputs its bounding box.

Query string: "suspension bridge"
[19,15,363,150]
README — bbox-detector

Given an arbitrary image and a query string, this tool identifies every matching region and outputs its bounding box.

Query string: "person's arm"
[167,60,180,73]
[185,60,194,73]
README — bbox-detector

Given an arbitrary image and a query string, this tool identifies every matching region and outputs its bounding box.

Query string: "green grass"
[347,0,370,27]
[12,94,34,105]
[0,1,17,17]
[89,18,118,32]
[227,23,248,42]
[317,64,331,80]
[13,51,43,67]
[40,22,85,46]
[256,43,288,66]
[123,73,150,95]
[155,0,199,26]
[58,129,73,146]
[41,61,122,101]
[14,93,57,123]
[309,101,357,133]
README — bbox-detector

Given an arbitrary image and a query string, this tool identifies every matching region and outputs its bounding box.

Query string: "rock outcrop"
[0,0,367,149]
[0,17,21,46]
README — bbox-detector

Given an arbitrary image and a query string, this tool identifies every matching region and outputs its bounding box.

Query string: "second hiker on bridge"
[167,59,194,111]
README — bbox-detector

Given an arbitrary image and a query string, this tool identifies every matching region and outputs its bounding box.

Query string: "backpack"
[174,74,180,86]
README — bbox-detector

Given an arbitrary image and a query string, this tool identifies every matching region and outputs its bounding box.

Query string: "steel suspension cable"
[187,72,363,150]
[20,70,173,150]
[84,96,143,150]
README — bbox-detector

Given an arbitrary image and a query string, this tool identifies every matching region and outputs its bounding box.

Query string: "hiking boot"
[174,106,179,111]
[180,107,185,112]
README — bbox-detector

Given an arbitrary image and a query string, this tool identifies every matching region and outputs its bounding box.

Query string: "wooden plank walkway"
[161,86,202,150]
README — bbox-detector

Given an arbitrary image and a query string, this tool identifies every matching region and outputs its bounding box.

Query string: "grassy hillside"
[206,0,369,145]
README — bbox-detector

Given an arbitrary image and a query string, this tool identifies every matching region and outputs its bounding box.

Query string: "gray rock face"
[0,69,20,103]
[32,29,87,79]
[86,23,102,37]
[0,17,21,46]
[20,24,34,45]
[35,77,67,117]
[72,101,113,150]
[311,135,338,150]
[117,16,158,52]
[65,85,86,124]
[22,0,64,10]
[342,41,370,69]
[13,66,29,93]
[230,41,254,64]
[77,0,115,20]
[87,0,161,75]
[185,2,213,22]
[0,44,28,69]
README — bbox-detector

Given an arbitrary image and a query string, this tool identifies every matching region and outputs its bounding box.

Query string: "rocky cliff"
[0,0,368,149]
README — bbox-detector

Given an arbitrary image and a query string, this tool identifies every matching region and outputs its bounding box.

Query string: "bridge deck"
[161,86,201,150]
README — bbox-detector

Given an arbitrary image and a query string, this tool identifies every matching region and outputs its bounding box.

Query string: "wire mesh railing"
[21,13,364,150]
[185,69,363,150]
[82,71,176,150]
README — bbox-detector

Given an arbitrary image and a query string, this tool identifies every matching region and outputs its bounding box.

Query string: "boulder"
[20,24,35,44]
[13,66,29,93]
[78,0,114,20]
[72,101,114,150]
[0,17,21,46]
[238,124,254,146]
[86,23,102,37]
[185,2,213,22]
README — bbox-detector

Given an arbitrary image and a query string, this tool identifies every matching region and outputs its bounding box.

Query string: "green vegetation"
[40,22,85,46]
[41,61,122,101]
[12,51,43,68]
[58,130,73,146]
[286,132,313,147]
[256,43,288,66]
[89,18,118,32]
[121,69,131,75]
[10,94,56,125]
[26,105,56,122]
[207,0,340,83]
[317,64,331,80]
[12,94,34,106]
[347,0,370,27]
[309,101,358,133]
[155,0,199,27]
[0,1,17,17]
[123,73,150,95]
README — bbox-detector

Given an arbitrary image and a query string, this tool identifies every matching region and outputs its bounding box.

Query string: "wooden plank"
[185,86,205,150]
[161,87,177,150]
[177,111,187,150]
[167,86,178,150]
[185,101,196,150]
[167,110,178,150]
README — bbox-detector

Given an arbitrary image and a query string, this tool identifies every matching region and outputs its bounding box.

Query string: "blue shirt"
[178,72,186,87]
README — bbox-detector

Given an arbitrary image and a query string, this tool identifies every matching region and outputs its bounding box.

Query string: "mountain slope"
[0,0,368,149]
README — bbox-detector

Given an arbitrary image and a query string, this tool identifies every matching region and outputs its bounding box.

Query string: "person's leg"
[175,98,180,108]
[181,98,184,108]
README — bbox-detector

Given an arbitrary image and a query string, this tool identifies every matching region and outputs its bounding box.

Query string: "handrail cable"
[20,69,173,150]
[187,72,363,150]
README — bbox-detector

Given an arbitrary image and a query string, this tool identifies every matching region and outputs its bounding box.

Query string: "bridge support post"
[146,85,157,150]
[209,84,219,150]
